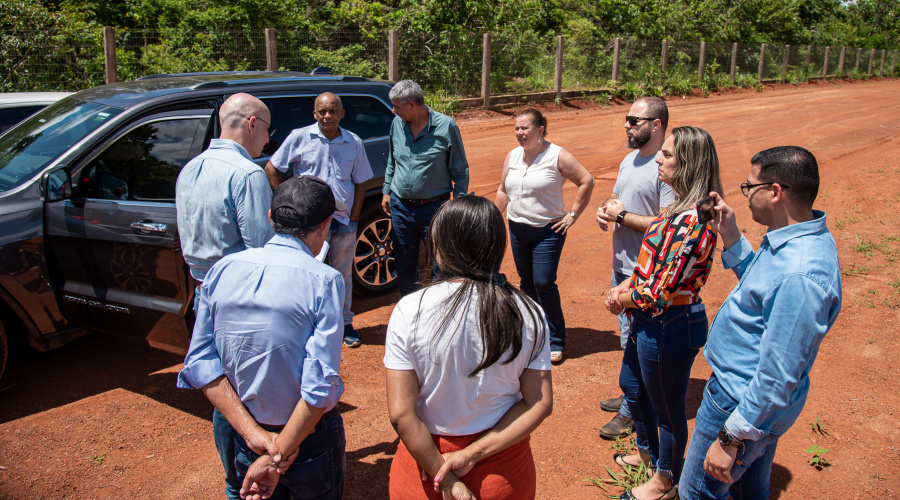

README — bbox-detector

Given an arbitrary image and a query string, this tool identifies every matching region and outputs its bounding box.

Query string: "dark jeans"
[508,220,567,351]
[390,193,447,297]
[235,409,346,500]
[619,304,708,482]
[679,376,780,500]
[213,408,242,500]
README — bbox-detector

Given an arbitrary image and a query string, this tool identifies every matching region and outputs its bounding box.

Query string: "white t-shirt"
[383,282,552,436]
[505,143,566,227]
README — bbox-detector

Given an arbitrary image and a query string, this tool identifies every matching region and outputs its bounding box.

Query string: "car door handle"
[131,222,167,234]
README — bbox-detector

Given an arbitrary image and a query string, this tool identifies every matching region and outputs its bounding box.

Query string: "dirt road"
[1,78,898,499]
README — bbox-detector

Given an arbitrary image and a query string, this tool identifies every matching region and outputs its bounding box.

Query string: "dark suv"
[0,72,398,379]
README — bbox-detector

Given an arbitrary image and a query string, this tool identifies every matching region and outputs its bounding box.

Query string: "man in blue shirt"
[679,146,842,500]
[381,79,469,296]
[175,92,275,500]
[179,176,348,500]
[264,92,374,348]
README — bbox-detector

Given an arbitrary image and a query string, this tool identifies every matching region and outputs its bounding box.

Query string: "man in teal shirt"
[381,79,469,296]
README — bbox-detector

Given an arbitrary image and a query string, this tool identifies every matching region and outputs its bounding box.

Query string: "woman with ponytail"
[385,195,553,500]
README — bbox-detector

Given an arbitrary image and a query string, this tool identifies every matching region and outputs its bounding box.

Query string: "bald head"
[315,92,342,110]
[313,92,345,140]
[219,93,271,158]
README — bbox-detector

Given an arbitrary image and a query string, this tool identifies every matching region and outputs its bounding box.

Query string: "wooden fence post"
[388,30,399,81]
[757,43,766,82]
[698,41,707,81]
[823,47,830,78]
[880,49,886,76]
[781,45,790,82]
[838,47,845,75]
[103,26,117,84]
[611,37,621,83]
[855,47,862,71]
[482,33,491,110]
[555,35,564,99]
[730,43,738,84]
[805,45,811,74]
[265,28,277,71]
[661,40,668,72]
[892,50,897,75]
[868,48,875,74]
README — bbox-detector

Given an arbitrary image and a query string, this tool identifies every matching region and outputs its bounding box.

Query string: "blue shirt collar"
[309,125,351,144]
[266,233,315,257]
[208,138,253,162]
[763,210,827,251]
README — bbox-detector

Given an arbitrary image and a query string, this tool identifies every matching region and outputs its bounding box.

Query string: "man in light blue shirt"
[264,92,373,348]
[381,79,469,296]
[178,176,347,500]
[175,92,275,500]
[679,146,842,500]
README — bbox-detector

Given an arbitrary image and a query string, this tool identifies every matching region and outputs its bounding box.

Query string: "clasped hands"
[420,449,478,500]
[596,198,625,232]
[605,284,631,315]
[239,429,300,500]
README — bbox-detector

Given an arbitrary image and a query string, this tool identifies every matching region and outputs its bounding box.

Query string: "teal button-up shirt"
[383,108,469,199]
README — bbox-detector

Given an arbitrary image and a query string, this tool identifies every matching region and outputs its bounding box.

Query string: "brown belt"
[397,192,451,207]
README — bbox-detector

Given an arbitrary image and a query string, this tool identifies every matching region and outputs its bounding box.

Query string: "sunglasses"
[625,116,656,126]
[249,116,276,137]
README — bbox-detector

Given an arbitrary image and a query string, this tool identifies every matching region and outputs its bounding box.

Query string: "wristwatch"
[616,210,629,225]
[568,210,577,218]
[718,427,742,448]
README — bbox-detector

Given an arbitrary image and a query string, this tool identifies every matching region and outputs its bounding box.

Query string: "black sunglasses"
[740,182,789,197]
[625,115,656,126]
[248,116,276,137]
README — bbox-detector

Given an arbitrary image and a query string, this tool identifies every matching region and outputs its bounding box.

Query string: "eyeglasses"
[625,116,656,126]
[249,116,276,137]
[740,181,789,197]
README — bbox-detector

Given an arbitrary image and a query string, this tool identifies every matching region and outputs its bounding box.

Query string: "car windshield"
[0,100,123,193]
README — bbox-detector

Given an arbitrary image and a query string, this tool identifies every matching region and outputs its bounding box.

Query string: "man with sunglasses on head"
[595,96,674,440]
[176,92,276,500]
[679,146,842,500]
[264,92,374,349]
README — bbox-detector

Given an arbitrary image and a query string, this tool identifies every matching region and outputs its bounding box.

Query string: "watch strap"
[616,210,629,225]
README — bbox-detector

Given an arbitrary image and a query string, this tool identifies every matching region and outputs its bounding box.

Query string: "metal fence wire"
[2,27,899,95]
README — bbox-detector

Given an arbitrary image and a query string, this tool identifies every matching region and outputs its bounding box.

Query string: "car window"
[0,101,123,193]
[259,96,316,156]
[79,117,209,202]
[338,95,393,141]
[0,105,47,135]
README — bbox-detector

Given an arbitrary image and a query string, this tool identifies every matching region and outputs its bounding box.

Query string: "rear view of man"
[176,92,275,500]
[264,92,373,348]
[595,97,674,440]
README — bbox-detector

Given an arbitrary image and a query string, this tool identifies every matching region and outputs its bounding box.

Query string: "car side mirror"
[42,168,71,202]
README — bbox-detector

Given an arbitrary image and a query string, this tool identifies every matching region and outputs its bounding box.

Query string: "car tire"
[0,319,7,381]
[352,207,397,296]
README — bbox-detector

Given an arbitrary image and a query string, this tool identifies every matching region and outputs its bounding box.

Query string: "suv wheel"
[353,207,397,296]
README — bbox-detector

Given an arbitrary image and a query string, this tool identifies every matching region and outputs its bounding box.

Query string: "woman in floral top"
[605,126,723,500]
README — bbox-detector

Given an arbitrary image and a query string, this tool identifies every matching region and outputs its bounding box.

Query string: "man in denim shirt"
[264,92,373,348]
[381,80,469,296]
[175,93,275,500]
[679,147,842,500]
[179,176,347,500]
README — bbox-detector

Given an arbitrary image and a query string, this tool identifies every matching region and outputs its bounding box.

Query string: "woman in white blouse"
[495,109,594,363]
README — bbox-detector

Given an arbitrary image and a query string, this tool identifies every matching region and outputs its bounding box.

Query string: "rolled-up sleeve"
[721,235,755,278]
[300,276,346,409]
[177,281,224,389]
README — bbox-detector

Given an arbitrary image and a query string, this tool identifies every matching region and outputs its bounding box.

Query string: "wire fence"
[2,27,898,98]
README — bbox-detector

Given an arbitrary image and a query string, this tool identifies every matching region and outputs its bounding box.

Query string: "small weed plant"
[586,431,654,497]
[805,445,830,469]
[809,414,828,436]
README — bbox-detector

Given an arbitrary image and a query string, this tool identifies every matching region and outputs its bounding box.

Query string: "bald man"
[176,92,277,500]
[265,92,373,348]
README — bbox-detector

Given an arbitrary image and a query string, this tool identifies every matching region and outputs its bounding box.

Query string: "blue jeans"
[325,220,357,326]
[390,194,446,297]
[619,304,707,482]
[213,408,242,500]
[508,220,567,351]
[612,271,633,420]
[234,409,346,500]
[679,376,780,500]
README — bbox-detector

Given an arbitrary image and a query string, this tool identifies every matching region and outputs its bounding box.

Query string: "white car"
[0,92,74,135]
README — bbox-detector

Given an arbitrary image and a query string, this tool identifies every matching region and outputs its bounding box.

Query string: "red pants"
[389,434,536,500]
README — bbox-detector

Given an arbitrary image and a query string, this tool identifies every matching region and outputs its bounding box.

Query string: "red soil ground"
[1,78,898,499]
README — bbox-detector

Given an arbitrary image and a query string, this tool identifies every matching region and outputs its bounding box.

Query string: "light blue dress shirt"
[176,139,275,281]
[270,124,373,226]
[383,108,469,200]
[177,233,345,426]
[705,210,842,441]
